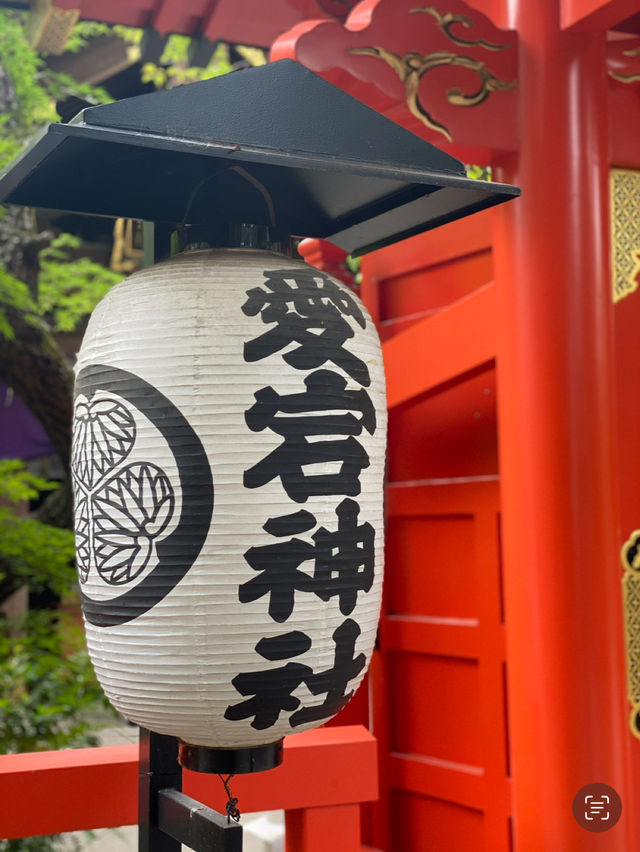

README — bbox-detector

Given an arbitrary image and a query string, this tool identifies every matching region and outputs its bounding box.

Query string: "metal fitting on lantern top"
[178,739,284,774]
[171,223,294,256]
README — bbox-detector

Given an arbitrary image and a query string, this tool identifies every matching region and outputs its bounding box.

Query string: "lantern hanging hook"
[219,773,241,823]
[229,166,276,226]
[180,166,276,226]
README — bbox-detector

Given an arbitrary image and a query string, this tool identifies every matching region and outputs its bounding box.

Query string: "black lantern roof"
[0,59,519,256]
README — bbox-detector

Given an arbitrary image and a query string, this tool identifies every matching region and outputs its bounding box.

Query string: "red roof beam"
[201,0,318,48]
[151,0,209,35]
[53,0,156,27]
[561,0,640,30]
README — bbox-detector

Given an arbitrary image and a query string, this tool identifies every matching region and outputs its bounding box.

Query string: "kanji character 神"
[241,499,375,621]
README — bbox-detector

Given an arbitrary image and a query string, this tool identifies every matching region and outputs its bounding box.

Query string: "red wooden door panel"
[356,217,511,851]
[383,480,510,852]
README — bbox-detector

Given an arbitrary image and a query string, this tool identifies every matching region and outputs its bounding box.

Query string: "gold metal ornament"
[610,168,640,304]
[621,530,640,739]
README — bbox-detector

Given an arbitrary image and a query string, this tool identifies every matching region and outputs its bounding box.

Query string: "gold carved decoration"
[348,6,515,143]
[609,46,640,84]
[621,531,640,739]
[412,7,508,52]
[610,168,640,304]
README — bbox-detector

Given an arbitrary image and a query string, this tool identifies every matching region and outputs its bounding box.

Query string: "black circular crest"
[74,365,214,627]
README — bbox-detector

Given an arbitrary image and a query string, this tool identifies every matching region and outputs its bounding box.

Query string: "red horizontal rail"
[382,613,483,660]
[0,725,378,841]
[389,752,485,811]
[382,283,496,411]
[360,208,493,282]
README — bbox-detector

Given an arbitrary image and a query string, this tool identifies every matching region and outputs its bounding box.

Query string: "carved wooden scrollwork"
[350,40,515,142]
[348,6,515,142]
[271,0,519,153]
[412,6,508,52]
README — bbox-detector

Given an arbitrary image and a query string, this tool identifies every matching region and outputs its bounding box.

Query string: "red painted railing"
[0,725,378,852]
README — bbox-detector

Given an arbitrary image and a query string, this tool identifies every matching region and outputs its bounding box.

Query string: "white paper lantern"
[72,246,386,754]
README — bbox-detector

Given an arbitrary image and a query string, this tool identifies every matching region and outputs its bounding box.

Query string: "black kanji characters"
[290,619,366,727]
[311,498,374,616]
[241,499,374,621]
[242,269,370,387]
[224,621,365,730]
[229,268,377,732]
[243,269,366,331]
[243,370,374,502]
[245,370,376,436]
[255,631,312,660]
[224,630,313,730]
[241,518,315,622]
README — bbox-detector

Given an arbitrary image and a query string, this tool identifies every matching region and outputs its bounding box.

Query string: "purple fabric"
[0,381,54,460]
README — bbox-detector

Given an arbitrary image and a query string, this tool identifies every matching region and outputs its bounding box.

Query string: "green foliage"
[0,134,23,175]
[0,461,75,598]
[0,509,76,598]
[112,25,144,46]
[38,234,122,332]
[0,268,38,339]
[0,611,104,754]
[38,70,111,111]
[0,836,74,852]
[0,235,121,339]
[158,33,192,67]
[62,19,112,51]
[466,163,493,181]
[345,254,362,278]
[0,22,123,850]
[0,459,112,852]
[0,15,123,339]
[142,39,233,88]
[0,11,112,172]
[0,462,113,852]
[0,611,110,851]
[234,45,267,67]
[0,460,60,503]
[64,21,142,53]
[0,13,57,136]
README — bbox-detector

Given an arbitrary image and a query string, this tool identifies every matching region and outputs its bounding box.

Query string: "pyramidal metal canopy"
[0,59,519,255]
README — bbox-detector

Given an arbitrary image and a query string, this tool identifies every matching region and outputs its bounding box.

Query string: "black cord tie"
[219,774,241,823]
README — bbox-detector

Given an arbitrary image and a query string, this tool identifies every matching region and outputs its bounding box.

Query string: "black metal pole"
[138,728,244,851]
[138,728,182,852]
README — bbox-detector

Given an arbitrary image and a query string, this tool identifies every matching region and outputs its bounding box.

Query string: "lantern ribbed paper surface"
[72,248,386,749]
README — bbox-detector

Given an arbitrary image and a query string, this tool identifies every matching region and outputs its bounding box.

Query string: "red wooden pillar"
[493,3,630,849]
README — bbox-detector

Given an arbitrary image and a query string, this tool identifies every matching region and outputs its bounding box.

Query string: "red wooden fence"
[0,725,378,852]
